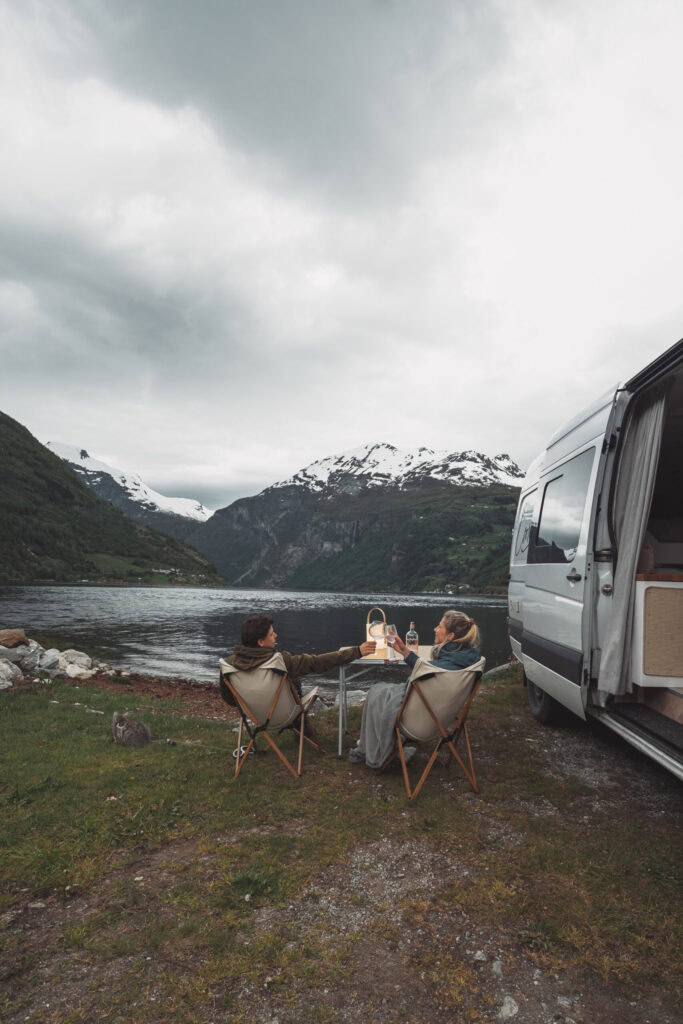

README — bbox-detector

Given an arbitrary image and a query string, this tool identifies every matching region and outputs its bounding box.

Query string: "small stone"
[28,902,46,909]
[499,996,519,1019]
[492,960,504,977]
[557,996,572,1008]
[474,950,487,961]
[134,876,144,882]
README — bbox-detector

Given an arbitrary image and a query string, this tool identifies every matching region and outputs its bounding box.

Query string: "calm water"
[0,585,510,688]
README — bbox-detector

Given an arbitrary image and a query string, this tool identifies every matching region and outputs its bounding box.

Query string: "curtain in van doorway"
[598,386,667,697]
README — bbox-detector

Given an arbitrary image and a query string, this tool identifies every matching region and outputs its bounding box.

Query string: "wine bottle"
[406,621,418,651]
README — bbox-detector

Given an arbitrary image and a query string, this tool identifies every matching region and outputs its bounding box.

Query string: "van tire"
[526,677,566,726]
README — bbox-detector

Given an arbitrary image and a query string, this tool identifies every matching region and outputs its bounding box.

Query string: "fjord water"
[0,585,510,685]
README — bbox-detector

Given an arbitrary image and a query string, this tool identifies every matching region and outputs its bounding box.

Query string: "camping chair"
[218,653,321,780]
[386,656,486,799]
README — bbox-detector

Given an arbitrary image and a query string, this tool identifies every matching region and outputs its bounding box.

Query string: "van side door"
[523,445,600,713]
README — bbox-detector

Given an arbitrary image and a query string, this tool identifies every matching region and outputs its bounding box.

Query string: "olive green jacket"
[224,643,361,680]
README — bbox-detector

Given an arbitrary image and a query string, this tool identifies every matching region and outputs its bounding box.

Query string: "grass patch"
[1,667,681,1022]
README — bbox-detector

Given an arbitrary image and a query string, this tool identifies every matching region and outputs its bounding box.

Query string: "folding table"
[336,645,434,758]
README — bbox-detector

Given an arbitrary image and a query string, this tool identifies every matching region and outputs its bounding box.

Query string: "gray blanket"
[348,682,406,769]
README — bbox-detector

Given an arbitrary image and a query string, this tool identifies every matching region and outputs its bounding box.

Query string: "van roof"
[520,339,683,492]
[624,337,683,392]
[547,385,616,451]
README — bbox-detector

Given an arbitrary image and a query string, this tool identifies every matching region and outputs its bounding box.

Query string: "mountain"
[0,411,223,586]
[187,443,523,593]
[45,442,214,542]
[274,442,523,493]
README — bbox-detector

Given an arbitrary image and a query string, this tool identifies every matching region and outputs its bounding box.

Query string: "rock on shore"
[0,629,112,689]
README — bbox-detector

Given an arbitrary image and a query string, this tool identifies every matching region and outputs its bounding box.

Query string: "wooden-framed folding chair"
[218,654,321,780]
[386,656,486,800]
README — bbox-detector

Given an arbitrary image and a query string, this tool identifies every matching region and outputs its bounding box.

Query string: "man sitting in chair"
[222,615,376,706]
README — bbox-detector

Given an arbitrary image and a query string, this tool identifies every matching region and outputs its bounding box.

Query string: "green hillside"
[0,411,223,585]
[189,481,518,593]
[288,486,517,593]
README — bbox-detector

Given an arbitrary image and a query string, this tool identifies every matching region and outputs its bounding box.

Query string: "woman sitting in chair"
[348,610,481,769]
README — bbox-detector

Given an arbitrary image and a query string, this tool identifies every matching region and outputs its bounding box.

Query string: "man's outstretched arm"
[282,641,374,677]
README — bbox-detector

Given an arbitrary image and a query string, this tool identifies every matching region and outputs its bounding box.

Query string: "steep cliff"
[188,479,519,593]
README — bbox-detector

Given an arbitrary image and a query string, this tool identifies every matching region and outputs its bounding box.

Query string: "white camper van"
[508,339,683,780]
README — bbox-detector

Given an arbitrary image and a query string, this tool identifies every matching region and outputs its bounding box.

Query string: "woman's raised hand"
[359,640,377,657]
[388,635,409,657]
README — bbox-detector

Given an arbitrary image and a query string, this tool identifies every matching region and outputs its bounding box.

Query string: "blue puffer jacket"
[404,642,481,673]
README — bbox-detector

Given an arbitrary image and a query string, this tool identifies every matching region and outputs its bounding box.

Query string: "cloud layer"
[1,0,682,506]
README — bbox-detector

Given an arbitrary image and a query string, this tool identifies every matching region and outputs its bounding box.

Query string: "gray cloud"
[2,0,682,506]
[67,0,510,205]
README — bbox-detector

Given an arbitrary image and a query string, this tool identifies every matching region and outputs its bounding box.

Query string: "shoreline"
[15,669,239,721]
[16,658,516,717]
[1,579,509,600]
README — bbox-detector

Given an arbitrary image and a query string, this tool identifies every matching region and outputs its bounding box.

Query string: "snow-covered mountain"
[272,442,523,493]
[188,441,523,592]
[46,442,213,541]
[47,443,213,521]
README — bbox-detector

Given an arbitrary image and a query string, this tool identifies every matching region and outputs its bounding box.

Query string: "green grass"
[1,669,681,1022]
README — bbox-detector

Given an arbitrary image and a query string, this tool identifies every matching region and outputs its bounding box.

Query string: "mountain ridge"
[28,435,523,592]
[0,412,222,585]
[182,443,521,593]
[272,442,523,494]
[46,442,213,542]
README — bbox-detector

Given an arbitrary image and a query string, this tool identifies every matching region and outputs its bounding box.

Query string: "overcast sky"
[1,0,682,508]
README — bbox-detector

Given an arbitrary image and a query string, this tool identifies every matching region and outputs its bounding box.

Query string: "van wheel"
[526,678,565,725]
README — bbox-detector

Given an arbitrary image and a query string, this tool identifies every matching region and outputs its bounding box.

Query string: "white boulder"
[65,663,97,679]
[0,659,23,689]
[59,650,93,671]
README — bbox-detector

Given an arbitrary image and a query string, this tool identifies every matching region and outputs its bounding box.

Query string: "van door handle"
[566,569,582,582]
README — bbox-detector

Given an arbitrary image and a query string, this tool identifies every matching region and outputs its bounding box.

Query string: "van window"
[531,448,595,564]
[512,491,536,564]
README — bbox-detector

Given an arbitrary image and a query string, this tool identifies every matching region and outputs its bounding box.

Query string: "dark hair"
[241,615,274,647]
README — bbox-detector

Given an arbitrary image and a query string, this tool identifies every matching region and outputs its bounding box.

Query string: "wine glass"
[386,624,398,654]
